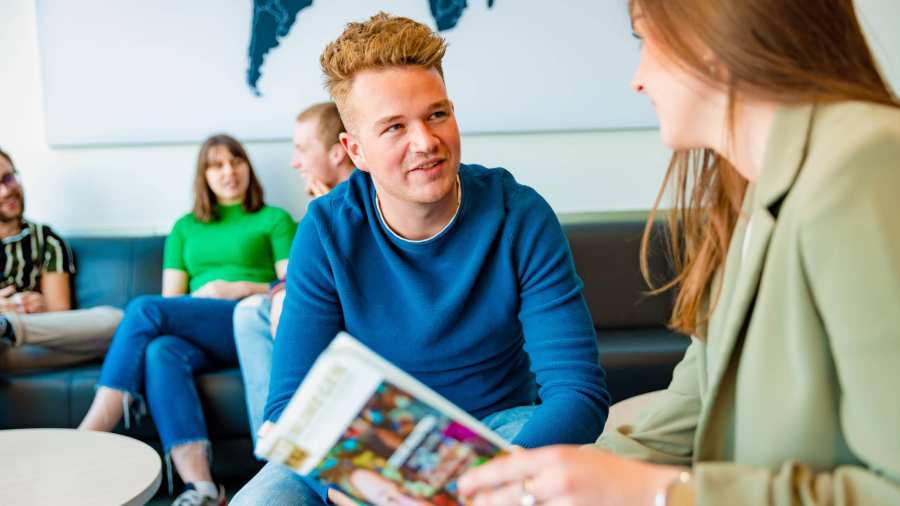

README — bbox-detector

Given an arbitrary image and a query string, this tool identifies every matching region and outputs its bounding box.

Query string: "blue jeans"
[230,405,537,505]
[97,295,239,453]
[233,294,275,445]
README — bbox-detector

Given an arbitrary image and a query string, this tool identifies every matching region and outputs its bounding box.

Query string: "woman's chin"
[659,128,703,152]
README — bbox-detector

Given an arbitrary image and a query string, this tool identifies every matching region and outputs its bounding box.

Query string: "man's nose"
[409,122,439,153]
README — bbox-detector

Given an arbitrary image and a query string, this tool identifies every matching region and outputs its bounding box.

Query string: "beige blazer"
[597,101,900,505]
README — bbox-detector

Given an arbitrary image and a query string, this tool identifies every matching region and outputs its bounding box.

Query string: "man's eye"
[430,111,448,120]
[385,124,402,133]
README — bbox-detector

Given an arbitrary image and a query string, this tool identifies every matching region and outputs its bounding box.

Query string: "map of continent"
[246,0,496,95]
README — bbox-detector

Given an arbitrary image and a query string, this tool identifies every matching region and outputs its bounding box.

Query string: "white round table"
[0,428,161,506]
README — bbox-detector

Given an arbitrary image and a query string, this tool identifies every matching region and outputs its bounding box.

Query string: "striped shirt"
[1,221,76,292]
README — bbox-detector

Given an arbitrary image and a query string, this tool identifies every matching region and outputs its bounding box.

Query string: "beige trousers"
[0,306,123,373]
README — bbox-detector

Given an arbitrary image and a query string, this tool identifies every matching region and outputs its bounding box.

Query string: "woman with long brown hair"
[78,134,296,505]
[457,0,900,504]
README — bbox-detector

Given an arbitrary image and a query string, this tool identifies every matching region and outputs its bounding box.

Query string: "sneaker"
[171,483,226,506]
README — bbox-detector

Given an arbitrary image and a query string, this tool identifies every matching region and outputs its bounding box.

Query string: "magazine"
[255,332,510,505]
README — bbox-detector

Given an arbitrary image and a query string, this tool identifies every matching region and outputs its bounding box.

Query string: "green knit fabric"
[164,204,296,293]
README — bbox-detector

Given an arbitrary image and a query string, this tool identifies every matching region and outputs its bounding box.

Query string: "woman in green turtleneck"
[80,134,296,505]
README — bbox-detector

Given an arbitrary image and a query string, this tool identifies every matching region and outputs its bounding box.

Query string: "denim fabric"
[233,294,274,445]
[230,404,538,505]
[97,295,239,451]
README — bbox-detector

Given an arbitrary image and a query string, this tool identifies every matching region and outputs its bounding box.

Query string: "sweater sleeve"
[595,338,702,465]
[264,207,343,422]
[163,216,187,271]
[508,188,611,447]
[263,205,343,503]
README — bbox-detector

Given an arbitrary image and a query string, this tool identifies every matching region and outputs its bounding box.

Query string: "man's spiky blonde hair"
[320,12,448,128]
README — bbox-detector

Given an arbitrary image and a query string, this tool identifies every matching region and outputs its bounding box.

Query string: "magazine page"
[256,332,510,505]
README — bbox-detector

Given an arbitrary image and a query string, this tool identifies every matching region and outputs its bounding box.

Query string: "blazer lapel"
[695,104,816,460]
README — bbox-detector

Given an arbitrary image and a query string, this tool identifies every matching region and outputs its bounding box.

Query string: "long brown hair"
[0,147,14,170]
[193,134,265,222]
[632,0,899,335]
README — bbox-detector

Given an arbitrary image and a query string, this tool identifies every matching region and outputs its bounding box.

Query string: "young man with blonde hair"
[232,13,609,504]
[234,101,354,442]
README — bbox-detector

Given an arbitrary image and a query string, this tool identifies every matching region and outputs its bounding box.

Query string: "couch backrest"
[65,212,675,327]
[68,236,166,309]
[561,212,674,330]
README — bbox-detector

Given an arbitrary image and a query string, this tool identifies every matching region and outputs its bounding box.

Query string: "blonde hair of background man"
[319,12,448,130]
[296,102,346,149]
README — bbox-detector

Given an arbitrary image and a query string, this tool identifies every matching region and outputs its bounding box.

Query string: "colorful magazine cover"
[255,333,510,506]
[309,381,503,505]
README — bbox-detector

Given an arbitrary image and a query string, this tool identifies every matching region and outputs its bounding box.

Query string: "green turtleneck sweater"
[163,204,296,293]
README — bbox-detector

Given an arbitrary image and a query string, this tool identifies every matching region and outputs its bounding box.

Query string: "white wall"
[2,0,898,236]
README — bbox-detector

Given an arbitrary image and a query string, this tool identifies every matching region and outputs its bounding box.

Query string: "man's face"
[340,66,461,207]
[0,157,24,223]
[291,119,340,188]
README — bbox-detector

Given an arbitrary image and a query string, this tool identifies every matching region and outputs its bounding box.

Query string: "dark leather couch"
[560,212,689,402]
[0,211,688,484]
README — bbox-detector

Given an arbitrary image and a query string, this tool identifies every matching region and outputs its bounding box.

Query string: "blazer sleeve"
[594,337,703,466]
[687,128,900,505]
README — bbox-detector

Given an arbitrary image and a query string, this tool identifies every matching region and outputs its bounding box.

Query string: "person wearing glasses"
[78,134,297,506]
[0,147,123,373]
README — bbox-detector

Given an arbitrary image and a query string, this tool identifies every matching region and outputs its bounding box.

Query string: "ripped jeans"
[97,295,239,464]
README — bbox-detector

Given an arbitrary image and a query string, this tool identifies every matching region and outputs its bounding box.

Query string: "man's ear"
[339,132,367,172]
[328,141,349,168]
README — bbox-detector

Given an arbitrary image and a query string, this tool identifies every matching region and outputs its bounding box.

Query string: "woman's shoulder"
[794,101,900,219]
[813,101,900,157]
[169,211,200,233]
[794,101,900,182]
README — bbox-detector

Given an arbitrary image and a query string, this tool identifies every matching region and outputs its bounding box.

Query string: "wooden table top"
[0,428,161,506]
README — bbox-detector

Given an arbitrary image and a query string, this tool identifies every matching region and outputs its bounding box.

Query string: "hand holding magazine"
[255,332,509,505]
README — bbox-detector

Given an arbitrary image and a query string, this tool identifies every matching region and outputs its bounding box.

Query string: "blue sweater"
[267,164,609,449]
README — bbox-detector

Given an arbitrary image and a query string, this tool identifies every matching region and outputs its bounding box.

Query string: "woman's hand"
[458,445,682,506]
[192,280,267,300]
